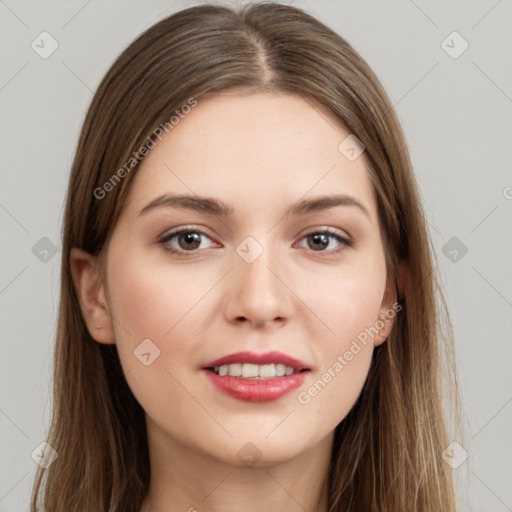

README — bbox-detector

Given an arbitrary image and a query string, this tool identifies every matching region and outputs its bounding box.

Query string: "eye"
[158,226,353,257]
[295,228,353,254]
[158,227,217,255]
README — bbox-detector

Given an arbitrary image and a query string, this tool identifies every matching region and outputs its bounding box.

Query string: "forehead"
[122,92,376,221]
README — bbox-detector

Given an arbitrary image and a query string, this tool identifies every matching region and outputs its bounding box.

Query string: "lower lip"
[203,370,308,402]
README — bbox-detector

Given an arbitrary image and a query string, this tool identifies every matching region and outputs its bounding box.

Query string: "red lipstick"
[202,351,308,371]
[201,351,310,403]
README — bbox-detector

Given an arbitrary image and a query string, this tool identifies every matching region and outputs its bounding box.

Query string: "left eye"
[159,229,215,253]
[296,230,352,252]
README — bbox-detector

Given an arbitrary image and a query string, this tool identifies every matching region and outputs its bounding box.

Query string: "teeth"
[228,363,242,376]
[212,363,298,378]
[242,363,259,378]
[275,364,286,376]
[259,364,275,378]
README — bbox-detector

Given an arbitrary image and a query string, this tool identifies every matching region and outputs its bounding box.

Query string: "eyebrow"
[137,193,370,219]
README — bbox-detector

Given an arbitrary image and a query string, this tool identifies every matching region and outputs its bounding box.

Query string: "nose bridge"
[224,237,291,326]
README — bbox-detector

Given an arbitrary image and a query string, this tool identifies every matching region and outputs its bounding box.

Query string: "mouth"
[205,363,307,378]
[202,350,310,377]
[201,351,311,402]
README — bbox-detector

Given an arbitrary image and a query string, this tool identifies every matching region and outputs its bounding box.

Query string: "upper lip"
[202,351,310,371]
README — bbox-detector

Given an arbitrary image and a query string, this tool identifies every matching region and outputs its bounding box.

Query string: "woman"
[31,2,461,511]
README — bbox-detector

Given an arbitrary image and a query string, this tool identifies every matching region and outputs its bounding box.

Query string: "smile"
[209,363,302,378]
[201,351,311,402]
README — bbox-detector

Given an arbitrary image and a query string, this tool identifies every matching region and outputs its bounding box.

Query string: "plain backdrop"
[1,1,511,510]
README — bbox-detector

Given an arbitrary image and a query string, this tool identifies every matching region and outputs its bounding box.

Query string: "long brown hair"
[31,2,462,510]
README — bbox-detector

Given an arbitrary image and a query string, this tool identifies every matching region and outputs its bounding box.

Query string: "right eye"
[158,227,218,256]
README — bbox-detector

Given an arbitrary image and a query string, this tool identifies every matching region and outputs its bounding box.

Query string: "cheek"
[291,259,385,425]
[106,251,215,343]
[298,253,387,353]
[294,280,380,431]
[327,277,384,350]
[104,253,213,422]
[104,249,225,392]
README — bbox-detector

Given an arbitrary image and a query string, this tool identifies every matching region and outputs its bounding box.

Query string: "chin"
[204,427,323,469]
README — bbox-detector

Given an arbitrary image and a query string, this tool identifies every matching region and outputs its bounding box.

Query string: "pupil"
[179,232,201,250]
[309,233,328,250]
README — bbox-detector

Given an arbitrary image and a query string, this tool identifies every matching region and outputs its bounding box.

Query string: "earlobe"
[373,312,394,347]
[69,248,115,344]
[374,260,407,347]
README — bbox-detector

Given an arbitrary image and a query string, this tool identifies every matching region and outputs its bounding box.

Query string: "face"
[74,92,397,467]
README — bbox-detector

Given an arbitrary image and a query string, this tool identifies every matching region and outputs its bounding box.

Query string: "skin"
[71,91,401,512]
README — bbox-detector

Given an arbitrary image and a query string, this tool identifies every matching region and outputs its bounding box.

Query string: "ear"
[373,260,408,347]
[69,248,115,344]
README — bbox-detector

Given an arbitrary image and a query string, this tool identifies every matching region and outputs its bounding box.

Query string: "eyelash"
[157,226,353,257]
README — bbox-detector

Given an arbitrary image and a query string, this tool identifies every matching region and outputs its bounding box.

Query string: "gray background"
[1,0,511,510]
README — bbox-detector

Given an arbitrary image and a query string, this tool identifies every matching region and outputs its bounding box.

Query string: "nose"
[222,246,292,329]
